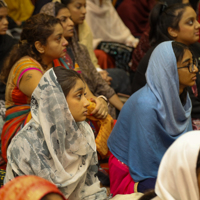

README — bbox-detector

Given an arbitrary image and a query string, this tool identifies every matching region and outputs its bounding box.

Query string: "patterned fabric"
[5,68,107,200]
[96,41,133,71]
[1,57,44,163]
[0,175,66,200]
[0,169,5,187]
[0,100,5,118]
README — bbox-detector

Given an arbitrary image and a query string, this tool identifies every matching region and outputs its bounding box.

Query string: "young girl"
[0,13,68,164]
[4,67,108,200]
[107,41,198,195]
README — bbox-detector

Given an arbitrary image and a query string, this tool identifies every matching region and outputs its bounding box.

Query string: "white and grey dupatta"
[5,68,107,200]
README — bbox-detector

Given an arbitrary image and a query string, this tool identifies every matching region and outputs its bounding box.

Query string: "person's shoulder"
[126,87,157,111]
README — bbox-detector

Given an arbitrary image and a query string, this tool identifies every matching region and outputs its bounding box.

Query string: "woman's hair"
[149,2,191,46]
[0,13,61,83]
[41,193,65,200]
[53,67,84,97]
[172,41,189,63]
[61,0,73,6]
[55,2,67,16]
[0,0,7,7]
[172,41,189,104]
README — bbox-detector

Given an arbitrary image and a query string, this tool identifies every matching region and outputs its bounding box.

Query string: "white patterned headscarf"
[153,131,200,200]
[5,68,107,200]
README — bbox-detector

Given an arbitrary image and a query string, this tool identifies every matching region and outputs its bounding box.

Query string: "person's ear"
[168,27,178,38]
[34,41,45,54]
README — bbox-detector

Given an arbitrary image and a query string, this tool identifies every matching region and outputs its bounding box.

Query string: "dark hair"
[0,13,61,83]
[172,41,189,63]
[41,193,65,200]
[61,0,73,6]
[0,0,7,7]
[53,67,84,97]
[172,41,189,105]
[149,2,191,46]
[55,2,67,16]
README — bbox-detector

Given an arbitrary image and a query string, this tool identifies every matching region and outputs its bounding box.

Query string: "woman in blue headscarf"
[107,41,198,196]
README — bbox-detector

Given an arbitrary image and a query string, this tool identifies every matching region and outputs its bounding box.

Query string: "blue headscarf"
[107,41,192,182]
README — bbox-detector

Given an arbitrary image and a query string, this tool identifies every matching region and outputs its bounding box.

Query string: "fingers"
[90,97,108,119]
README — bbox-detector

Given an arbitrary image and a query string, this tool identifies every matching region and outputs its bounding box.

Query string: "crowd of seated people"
[1,0,200,199]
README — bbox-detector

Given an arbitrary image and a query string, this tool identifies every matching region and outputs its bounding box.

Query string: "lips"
[80,16,85,21]
[192,76,197,80]
[2,26,8,31]
[83,110,88,115]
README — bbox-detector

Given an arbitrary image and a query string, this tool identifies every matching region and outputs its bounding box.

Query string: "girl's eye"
[0,16,2,21]
[187,20,194,25]
[84,92,87,96]
[77,93,82,98]
[76,5,81,9]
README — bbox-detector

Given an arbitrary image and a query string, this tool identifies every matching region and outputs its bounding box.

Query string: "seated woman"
[5,67,107,200]
[107,41,197,195]
[131,2,200,129]
[0,13,68,164]
[139,130,200,200]
[0,175,66,200]
[40,2,123,118]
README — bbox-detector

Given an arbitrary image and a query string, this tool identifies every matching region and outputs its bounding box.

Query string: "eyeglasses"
[177,58,199,73]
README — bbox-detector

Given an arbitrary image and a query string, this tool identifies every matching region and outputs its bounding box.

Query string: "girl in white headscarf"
[4,67,107,200]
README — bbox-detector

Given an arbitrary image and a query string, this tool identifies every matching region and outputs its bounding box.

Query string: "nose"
[193,63,199,73]
[69,18,74,27]
[83,96,90,108]
[195,20,200,29]
[82,6,86,15]
[3,17,8,25]
[62,37,68,46]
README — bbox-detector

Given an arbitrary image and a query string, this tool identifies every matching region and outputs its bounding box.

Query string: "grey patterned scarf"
[5,68,107,200]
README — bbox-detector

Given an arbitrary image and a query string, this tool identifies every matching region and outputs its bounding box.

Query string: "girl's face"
[177,49,198,93]
[0,7,8,35]
[66,79,89,122]
[173,6,200,45]
[41,23,68,63]
[56,8,74,39]
[67,0,86,25]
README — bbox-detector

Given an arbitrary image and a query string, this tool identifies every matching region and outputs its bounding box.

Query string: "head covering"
[0,175,66,200]
[85,0,138,48]
[40,2,55,16]
[0,0,7,7]
[146,41,192,134]
[153,131,200,200]
[107,41,192,182]
[5,68,107,199]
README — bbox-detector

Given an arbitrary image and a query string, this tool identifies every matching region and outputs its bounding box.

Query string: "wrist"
[97,95,109,106]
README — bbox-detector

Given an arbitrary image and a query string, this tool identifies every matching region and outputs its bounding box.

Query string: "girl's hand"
[90,97,108,119]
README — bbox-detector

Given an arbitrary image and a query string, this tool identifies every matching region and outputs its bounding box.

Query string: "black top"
[0,34,18,100]
[131,42,200,119]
